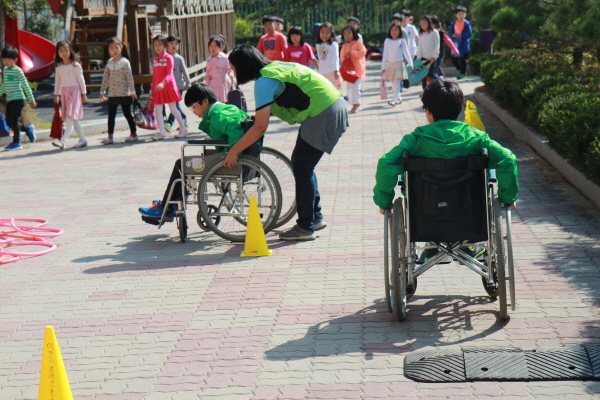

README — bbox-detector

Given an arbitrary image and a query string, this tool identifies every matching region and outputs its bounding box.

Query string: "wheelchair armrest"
[401,150,409,164]
[187,140,229,146]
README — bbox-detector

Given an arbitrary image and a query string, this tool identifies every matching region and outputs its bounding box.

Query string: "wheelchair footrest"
[141,215,160,226]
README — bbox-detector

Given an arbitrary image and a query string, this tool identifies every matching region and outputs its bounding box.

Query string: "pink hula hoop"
[0,218,63,265]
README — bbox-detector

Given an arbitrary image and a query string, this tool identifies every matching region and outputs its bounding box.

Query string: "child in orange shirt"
[340,25,366,114]
[256,16,288,61]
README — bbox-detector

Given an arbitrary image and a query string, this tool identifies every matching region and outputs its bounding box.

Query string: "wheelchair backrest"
[404,154,488,243]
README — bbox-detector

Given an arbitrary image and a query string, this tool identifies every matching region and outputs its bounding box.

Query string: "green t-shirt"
[373,120,519,209]
[0,65,35,102]
[198,102,250,153]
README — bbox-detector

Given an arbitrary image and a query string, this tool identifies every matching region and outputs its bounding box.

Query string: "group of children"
[0,29,233,150]
[381,7,472,104]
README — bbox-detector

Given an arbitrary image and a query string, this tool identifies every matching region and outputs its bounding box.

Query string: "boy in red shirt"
[256,15,288,61]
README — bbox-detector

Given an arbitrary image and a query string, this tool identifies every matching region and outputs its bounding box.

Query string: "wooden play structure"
[62,0,234,92]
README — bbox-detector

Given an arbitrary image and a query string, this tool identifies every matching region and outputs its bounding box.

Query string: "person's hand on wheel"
[223,152,238,168]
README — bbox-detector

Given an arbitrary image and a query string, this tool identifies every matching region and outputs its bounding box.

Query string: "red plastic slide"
[4,15,56,82]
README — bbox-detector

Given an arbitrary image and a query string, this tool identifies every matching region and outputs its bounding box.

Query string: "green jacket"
[373,120,519,210]
[198,102,249,153]
[259,61,341,124]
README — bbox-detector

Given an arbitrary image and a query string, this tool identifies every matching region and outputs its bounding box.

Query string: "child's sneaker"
[101,137,114,145]
[174,129,188,138]
[138,200,174,222]
[125,135,138,142]
[52,141,66,150]
[151,133,165,141]
[350,104,360,114]
[5,142,22,151]
[164,122,173,133]
[73,140,87,148]
[25,125,36,143]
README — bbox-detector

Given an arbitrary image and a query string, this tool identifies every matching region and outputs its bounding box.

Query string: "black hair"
[153,35,169,49]
[208,35,228,53]
[274,16,284,23]
[421,80,464,121]
[391,13,404,23]
[430,15,441,29]
[388,23,403,39]
[347,16,360,25]
[455,6,467,13]
[166,35,181,44]
[341,25,359,42]
[419,15,434,33]
[401,9,412,17]
[103,37,130,64]
[1,45,18,60]
[184,83,218,107]
[228,44,271,85]
[54,41,81,67]
[287,26,306,45]
[262,15,275,24]
[316,22,335,44]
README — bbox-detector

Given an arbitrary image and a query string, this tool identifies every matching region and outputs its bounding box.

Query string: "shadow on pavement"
[265,295,505,361]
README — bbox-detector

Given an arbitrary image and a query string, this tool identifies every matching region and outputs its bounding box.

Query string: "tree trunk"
[0,7,5,51]
[573,47,583,70]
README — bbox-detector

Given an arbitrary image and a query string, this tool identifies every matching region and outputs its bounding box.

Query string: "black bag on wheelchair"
[404,155,488,243]
[227,85,248,112]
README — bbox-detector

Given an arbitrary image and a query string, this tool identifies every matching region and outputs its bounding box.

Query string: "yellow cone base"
[240,195,273,257]
[38,326,73,400]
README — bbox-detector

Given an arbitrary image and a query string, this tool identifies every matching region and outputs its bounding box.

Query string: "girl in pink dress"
[52,41,88,149]
[205,35,234,103]
[151,35,187,140]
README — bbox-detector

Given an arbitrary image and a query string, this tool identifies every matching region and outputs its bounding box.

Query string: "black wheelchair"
[383,150,516,321]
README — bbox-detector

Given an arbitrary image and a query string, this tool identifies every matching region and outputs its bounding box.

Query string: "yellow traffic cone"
[38,326,73,400]
[464,100,486,132]
[241,195,273,257]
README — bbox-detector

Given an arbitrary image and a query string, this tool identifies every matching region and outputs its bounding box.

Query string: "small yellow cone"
[241,195,273,257]
[464,100,486,132]
[38,326,73,400]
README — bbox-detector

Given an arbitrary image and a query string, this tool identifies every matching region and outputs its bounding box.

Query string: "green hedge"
[474,50,600,180]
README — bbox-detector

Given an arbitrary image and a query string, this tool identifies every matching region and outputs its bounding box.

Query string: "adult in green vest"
[225,45,349,241]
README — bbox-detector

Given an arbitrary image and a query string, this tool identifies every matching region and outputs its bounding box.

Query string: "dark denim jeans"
[166,91,187,124]
[291,135,324,232]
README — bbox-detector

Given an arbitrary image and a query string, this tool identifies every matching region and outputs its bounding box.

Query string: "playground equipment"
[3,14,56,82]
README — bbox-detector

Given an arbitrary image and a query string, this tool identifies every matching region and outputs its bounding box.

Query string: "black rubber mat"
[404,346,600,382]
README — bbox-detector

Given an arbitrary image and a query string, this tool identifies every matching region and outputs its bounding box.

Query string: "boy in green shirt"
[0,46,37,151]
[374,79,518,213]
[139,83,261,222]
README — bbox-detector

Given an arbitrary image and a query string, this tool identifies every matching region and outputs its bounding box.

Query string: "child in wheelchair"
[373,79,518,213]
[374,80,518,261]
[139,83,262,223]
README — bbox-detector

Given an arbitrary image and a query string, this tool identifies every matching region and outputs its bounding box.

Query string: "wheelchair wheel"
[384,209,394,313]
[197,156,282,242]
[391,198,408,321]
[196,205,219,231]
[261,147,297,228]
[493,196,508,320]
[178,213,187,243]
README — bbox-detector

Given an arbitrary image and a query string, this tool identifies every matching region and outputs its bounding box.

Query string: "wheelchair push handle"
[187,139,229,146]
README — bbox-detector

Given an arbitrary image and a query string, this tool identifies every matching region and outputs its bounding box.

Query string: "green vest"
[259,62,341,124]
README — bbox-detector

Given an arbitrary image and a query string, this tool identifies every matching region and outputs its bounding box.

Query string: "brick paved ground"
[2,62,600,399]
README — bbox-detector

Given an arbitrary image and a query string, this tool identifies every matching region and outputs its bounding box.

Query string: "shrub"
[480,49,600,179]
[537,92,600,163]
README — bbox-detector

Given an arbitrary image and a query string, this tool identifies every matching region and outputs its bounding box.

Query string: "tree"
[469,0,600,66]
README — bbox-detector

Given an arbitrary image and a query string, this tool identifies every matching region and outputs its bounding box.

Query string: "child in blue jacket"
[448,6,472,79]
